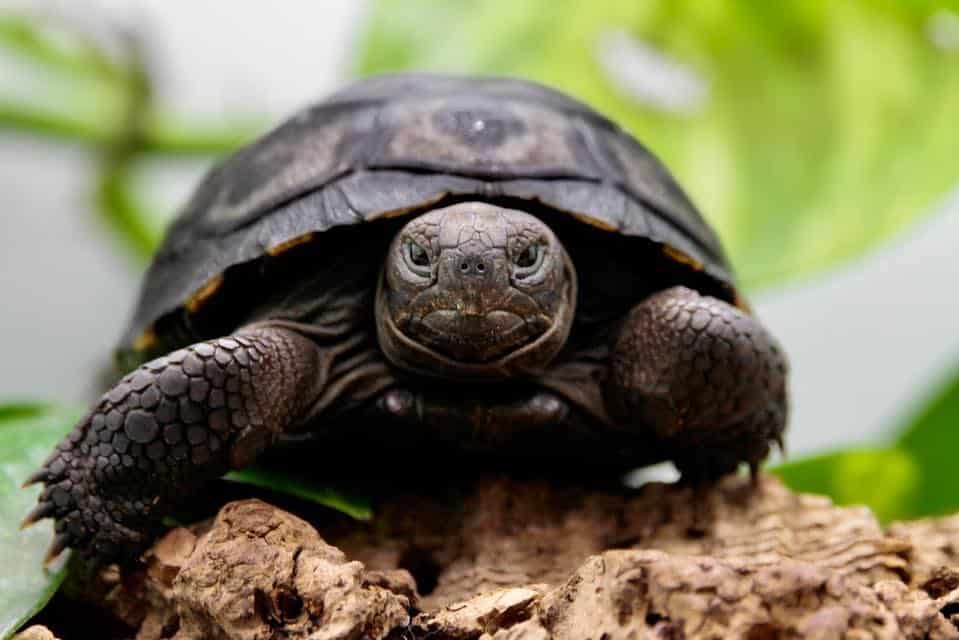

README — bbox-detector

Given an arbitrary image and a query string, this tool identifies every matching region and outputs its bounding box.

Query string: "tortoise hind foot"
[606,286,789,483]
[22,326,323,563]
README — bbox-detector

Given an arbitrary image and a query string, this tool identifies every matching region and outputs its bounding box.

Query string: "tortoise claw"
[21,469,48,488]
[43,533,71,566]
[20,501,56,529]
[774,433,787,457]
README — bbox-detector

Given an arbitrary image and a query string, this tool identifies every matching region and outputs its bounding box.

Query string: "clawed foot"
[669,401,787,485]
[607,286,789,482]
[22,408,165,563]
[21,327,321,563]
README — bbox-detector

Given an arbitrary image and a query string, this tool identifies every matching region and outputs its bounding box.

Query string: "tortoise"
[24,74,788,561]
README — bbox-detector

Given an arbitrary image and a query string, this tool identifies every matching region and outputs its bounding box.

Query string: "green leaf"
[0,11,263,262]
[95,159,167,262]
[358,0,959,290]
[0,13,124,81]
[225,468,372,522]
[0,10,259,157]
[0,404,82,640]
[896,366,959,519]
[141,112,262,157]
[771,447,920,523]
[0,12,130,143]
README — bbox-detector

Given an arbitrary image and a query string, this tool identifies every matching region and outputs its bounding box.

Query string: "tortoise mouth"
[411,310,547,362]
[375,271,577,381]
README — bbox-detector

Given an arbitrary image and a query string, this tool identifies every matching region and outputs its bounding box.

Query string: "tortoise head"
[376,202,577,379]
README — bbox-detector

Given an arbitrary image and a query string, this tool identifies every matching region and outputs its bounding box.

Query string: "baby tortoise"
[25,74,787,561]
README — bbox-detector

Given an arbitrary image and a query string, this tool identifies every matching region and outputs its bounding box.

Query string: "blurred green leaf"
[772,447,920,523]
[0,100,257,157]
[0,13,123,80]
[141,112,262,156]
[0,10,263,262]
[96,159,165,261]
[0,102,118,144]
[896,367,959,519]
[0,58,127,143]
[225,468,372,521]
[359,0,959,290]
[0,11,259,154]
[0,404,81,640]
[0,11,129,142]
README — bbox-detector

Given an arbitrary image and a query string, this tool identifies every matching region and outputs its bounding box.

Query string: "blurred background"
[5,1,959,628]
[3,0,959,518]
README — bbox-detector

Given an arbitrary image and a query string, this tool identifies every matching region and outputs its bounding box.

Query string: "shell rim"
[128,192,740,358]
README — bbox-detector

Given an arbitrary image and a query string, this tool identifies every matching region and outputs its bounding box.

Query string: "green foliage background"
[2,2,959,636]
[359,0,959,290]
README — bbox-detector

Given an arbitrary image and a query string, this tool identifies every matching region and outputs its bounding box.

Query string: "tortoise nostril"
[458,257,488,275]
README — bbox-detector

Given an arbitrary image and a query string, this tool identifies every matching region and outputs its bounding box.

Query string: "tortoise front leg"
[23,325,324,562]
[605,286,788,482]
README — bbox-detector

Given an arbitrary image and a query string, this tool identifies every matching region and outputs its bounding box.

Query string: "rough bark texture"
[13,626,61,640]
[67,474,959,639]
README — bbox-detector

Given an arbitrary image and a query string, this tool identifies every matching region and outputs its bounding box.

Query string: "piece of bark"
[890,514,959,589]
[533,550,956,639]
[79,474,959,639]
[411,586,547,639]
[326,473,912,608]
[13,626,61,640]
[170,499,412,640]
[144,527,198,635]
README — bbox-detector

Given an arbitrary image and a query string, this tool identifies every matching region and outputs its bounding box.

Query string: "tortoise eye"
[407,241,430,268]
[515,244,539,268]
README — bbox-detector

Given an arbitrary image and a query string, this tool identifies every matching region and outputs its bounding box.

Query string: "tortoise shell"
[121,73,736,361]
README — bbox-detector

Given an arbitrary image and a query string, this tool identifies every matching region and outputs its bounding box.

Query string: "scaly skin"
[606,286,788,481]
[23,326,320,562]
